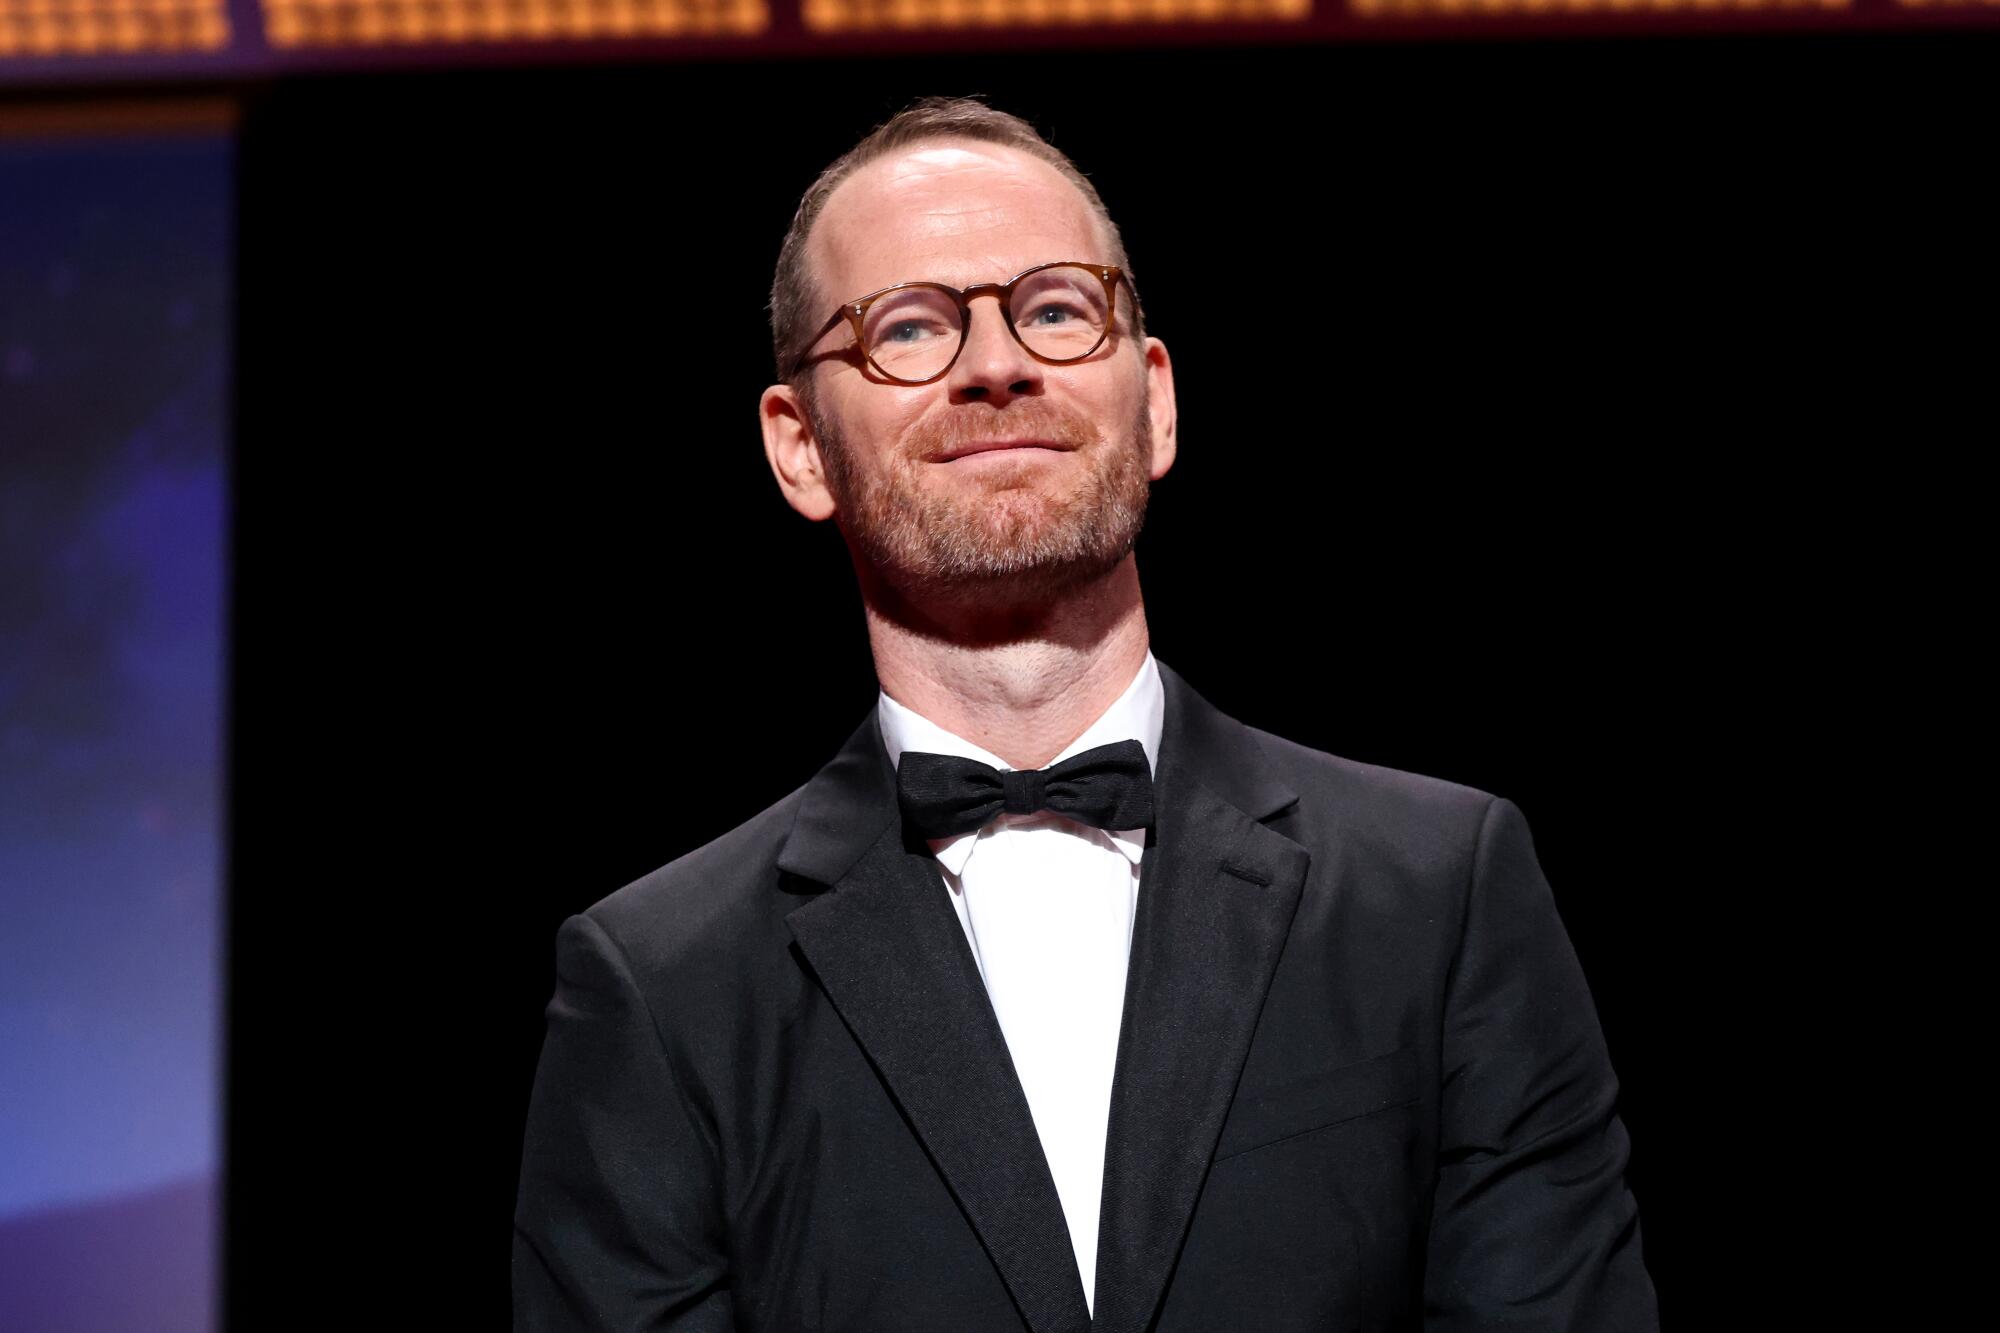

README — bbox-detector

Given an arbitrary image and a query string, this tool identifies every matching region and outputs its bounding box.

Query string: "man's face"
[773,140,1176,607]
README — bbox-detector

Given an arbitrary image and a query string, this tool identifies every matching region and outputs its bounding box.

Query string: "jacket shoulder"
[1236,723,1502,882]
[577,781,813,989]
[1247,722,1495,814]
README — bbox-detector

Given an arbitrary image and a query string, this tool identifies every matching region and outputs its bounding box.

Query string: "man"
[513,97,1657,1332]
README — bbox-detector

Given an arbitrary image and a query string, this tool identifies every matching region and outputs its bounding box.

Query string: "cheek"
[827,390,926,457]
[1077,354,1146,415]
[1100,377,1147,434]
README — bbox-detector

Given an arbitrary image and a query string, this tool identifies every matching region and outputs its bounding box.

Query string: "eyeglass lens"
[858,265,1111,383]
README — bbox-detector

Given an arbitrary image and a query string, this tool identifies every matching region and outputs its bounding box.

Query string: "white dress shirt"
[876,651,1165,1317]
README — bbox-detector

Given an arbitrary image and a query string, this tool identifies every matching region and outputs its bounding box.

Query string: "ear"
[760,381,838,522]
[1141,336,1177,482]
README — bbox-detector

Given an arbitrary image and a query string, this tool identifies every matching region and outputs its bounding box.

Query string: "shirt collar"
[876,651,1165,876]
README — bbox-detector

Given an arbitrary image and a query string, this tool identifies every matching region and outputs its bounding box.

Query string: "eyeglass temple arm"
[783,307,858,380]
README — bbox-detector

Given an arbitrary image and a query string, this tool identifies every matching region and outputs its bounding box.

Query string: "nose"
[945,292,1043,403]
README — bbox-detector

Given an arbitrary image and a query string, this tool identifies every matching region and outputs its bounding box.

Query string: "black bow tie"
[895,739,1156,841]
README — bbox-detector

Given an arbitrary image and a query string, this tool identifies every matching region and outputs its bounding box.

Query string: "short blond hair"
[767,96,1147,405]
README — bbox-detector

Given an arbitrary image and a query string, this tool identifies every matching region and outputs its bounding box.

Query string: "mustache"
[904,404,1100,461]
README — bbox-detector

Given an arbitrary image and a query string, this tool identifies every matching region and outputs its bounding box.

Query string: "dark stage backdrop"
[1,126,230,1333]
[232,39,1969,1328]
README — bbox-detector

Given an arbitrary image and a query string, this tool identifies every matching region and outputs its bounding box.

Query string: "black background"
[230,36,1979,1327]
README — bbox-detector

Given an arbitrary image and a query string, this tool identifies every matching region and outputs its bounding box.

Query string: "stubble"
[811,385,1155,606]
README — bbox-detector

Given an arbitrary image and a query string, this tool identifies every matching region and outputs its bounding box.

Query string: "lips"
[931,439,1071,463]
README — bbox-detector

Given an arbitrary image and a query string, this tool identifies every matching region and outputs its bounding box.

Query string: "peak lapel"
[782,708,1094,1333]
[1090,660,1311,1333]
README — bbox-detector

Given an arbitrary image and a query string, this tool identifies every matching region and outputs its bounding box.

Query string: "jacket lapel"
[1089,659,1309,1333]
[777,660,1309,1333]
[782,711,1095,1333]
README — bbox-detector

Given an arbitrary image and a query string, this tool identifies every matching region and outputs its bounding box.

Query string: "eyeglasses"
[788,261,1127,387]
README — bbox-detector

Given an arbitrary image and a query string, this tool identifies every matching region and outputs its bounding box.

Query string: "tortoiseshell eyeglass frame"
[785,261,1127,387]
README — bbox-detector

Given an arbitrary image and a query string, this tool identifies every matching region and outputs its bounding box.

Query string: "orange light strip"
[0,0,229,56]
[257,0,767,48]
[802,0,1310,32]
[1354,0,1844,13]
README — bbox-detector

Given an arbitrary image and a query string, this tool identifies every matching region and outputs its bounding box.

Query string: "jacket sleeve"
[513,911,736,1331]
[1422,797,1659,1331]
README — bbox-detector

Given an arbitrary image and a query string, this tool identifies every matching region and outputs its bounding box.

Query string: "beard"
[809,384,1154,606]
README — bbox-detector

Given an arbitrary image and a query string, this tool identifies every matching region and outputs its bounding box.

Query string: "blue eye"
[1026,305,1072,326]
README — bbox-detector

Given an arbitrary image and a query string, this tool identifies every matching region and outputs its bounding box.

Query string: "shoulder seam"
[1439,793,1504,1034]
[575,909,728,1187]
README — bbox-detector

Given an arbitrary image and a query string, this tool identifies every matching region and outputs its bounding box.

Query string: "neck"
[860,554,1151,771]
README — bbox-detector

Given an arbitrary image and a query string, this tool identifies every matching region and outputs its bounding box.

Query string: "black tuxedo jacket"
[513,660,1657,1332]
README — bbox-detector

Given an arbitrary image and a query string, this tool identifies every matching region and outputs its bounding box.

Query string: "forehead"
[810,140,1109,301]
